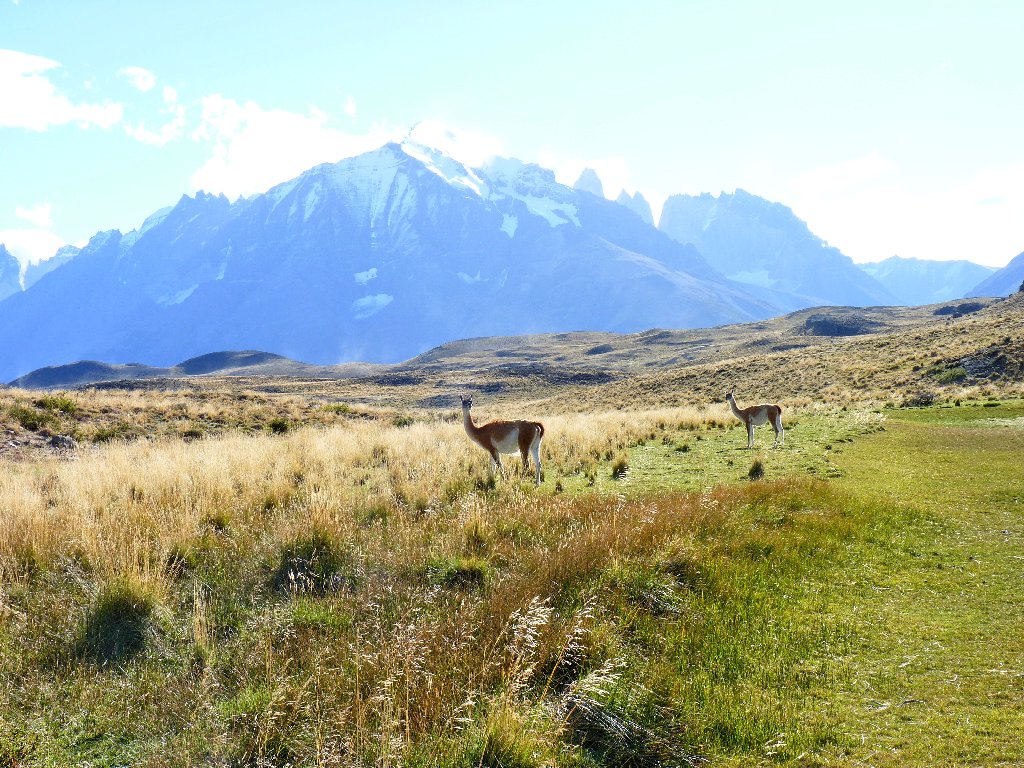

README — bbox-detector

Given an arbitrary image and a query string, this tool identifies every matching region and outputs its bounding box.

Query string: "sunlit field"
[2,386,1022,766]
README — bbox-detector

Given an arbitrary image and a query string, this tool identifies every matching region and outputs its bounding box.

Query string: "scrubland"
[1,296,1022,766]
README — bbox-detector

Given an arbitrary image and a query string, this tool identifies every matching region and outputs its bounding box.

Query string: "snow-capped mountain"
[659,190,897,310]
[0,245,19,302]
[966,250,1024,298]
[0,140,777,383]
[859,256,995,305]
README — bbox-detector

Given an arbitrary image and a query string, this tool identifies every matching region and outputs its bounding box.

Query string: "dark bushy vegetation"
[74,580,155,665]
[272,528,355,595]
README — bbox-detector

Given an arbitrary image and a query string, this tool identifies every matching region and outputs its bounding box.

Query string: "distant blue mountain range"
[0,140,1012,383]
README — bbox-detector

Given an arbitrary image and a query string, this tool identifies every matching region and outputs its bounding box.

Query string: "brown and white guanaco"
[726,392,784,449]
[460,395,544,486]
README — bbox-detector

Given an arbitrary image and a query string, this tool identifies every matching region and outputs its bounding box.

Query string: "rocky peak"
[573,168,605,198]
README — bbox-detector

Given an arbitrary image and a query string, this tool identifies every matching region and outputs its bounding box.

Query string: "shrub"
[930,366,968,384]
[900,391,936,408]
[611,453,629,480]
[427,556,492,591]
[7,404,60,432]
[91,423,133,443]
[75,580,155,665]
[272,528,354,595]
[34,394,79,414]
[267,417,290,434]
[748,459,765,481]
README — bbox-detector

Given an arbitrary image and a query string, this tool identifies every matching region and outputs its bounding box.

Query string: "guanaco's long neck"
[727,396,746,422]
[462,406,481,439]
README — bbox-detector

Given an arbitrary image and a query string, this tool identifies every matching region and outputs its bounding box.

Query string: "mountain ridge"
[658,189,897,310]
[858,255,995,305]
[0,141,776,382]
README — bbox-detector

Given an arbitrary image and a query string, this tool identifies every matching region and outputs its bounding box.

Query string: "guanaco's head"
[725,391,734,402]
[460,395,473,410]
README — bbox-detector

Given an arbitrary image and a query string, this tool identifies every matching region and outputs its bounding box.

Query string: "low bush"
[75,580,156,665]
[272,528,355,595]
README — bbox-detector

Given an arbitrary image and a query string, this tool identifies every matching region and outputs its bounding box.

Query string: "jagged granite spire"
[616,190,653,226]
[573,168,604,198]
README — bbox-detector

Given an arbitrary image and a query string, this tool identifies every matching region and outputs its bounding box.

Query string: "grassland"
[1,297,1022,766]
[1,389,1022,766]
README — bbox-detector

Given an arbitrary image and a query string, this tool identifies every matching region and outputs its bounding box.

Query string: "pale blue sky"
[2,1,1022,268]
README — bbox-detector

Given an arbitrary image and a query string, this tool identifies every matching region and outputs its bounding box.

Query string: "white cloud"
[0,227,65,267]
[118,65,156,93]
[189,95,399,198]
[783,153,1024,266]
[351,293,393,318]
[0,49,122,130]
[790,150,894,197]
[406,120,503,168]
[14,202,52,228]
[537,149,633,201]
[124,84,186,146]
[345,96,357,118]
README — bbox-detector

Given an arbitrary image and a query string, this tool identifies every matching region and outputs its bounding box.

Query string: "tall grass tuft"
[272,527,354,595]
[748,458,765,481]
[74,578,156,665]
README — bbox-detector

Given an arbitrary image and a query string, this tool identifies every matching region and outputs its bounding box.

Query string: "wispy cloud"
[784,153,1024,265]
[189,95,398,198]
[790,150,894,196]
[536,148,647,207]
[118,65,156,93]
[0,227,65,267]
[405,120,503,167]
[0,49,122,130]
[345,96,357,118]
[15,202,52,228]
[124,84,186,146]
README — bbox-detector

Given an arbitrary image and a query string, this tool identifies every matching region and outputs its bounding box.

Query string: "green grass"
[1,401,1022,766]
[824,403,1024,765]
[550,407,885,497]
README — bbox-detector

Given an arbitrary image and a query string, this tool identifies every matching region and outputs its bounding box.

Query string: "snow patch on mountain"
[481,157,580,228]
[729,270,778,289]
[159,284,199,306]
[401,139,487,197]
[352,293,393,318]
[501,214,517,238]
[354,267,378,285]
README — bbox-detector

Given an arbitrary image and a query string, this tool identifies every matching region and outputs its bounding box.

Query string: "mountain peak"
[573,168,605,198]
[616,190,653,226]
[399,134,488,198]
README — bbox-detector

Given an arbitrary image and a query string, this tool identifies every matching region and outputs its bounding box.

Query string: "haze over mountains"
[0,138,1018,384]
[858,256,995,306]
[658,190,896,311]
[0,140,774,382]
[965,251,1024,298]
